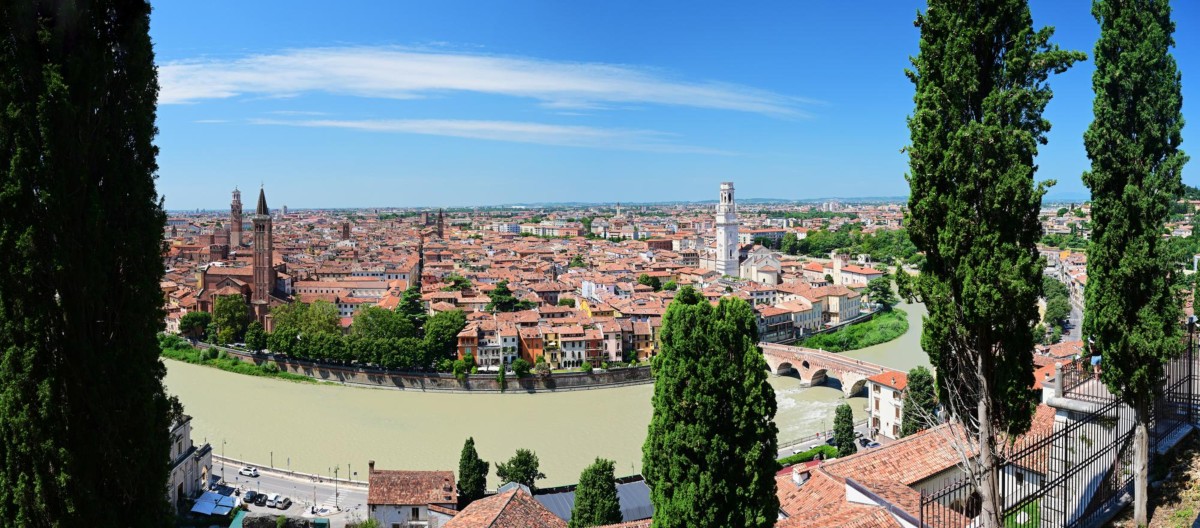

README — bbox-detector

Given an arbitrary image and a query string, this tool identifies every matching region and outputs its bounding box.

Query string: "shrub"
[580,363,594,374]
[263,362,280,374]
[777,445,838,468]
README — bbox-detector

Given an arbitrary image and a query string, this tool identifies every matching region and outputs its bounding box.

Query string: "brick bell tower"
[230,187,243,246]
[251,187,275,322]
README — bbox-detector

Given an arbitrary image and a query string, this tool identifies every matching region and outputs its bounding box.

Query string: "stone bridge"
[760,342,888,397]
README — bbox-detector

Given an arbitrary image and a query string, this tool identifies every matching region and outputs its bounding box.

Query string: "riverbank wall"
[194,342,654,393]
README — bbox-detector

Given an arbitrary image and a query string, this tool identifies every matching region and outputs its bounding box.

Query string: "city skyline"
[153,1,1197,209]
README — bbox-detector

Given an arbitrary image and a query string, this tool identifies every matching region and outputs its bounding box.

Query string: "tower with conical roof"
[230,187,243,246]
[251,187,275,322]
[437,208,445,239]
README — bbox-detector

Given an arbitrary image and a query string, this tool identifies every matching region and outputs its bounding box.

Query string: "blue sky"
[151,1,1199,210]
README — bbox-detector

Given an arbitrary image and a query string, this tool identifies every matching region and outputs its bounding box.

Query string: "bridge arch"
[775,362,795,376]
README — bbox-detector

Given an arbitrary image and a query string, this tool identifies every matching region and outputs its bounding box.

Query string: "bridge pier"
[760,342,885,398]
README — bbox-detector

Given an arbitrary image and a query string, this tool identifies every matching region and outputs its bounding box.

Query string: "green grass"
[799,308,909,352]
[1004,500,1040,528]
[159,336,317,384]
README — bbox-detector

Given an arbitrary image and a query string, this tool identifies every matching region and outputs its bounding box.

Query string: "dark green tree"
[441,274,472,292]
[1042,296,1071,328]
[558,298,576,308]
[0,1,174,524]
[833,403,857,457]
[569,458,622,528]
[781,232,800,255]
[1082,1,1187,523]
[245,322,267,353]
[353,306,416,340]
[637,274,662,292]
[422,309,467,368]
[397,284,427,330]
[642,287,778,528]
[662,280,678,292]
[485,280,535,312]
[900,366,938,437]
[457,437,489,507]
[213,295,249,345]
[179,311,213,339]
[569,255,587,268]
[865,277,897,310]
[511,358,532,378]
[905,1,1083,525]
[495,449,546,490]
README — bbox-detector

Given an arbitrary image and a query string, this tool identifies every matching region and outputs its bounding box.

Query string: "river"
[164,302,929,487]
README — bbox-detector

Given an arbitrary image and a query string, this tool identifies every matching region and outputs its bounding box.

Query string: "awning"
[190,491,238,516]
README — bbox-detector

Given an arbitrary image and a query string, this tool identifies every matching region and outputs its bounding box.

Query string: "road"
[1065,298,1084,342]
[214,455,369,527]
[775,420,874,460]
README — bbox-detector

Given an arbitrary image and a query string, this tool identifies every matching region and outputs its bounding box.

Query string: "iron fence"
[920,330,1197,528]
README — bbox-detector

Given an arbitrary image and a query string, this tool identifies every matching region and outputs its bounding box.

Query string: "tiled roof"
[444,488,565,528]
[367,469,457,507]
[866,370,907,391]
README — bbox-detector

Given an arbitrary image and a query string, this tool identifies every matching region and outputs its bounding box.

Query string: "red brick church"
[195,187,288,329]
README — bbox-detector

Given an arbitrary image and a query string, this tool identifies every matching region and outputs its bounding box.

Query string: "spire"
[256,187,268,215]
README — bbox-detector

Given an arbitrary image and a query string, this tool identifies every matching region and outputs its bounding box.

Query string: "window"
[895,407,900,418]
[411,507,420,520]
[1015,471,1025,486]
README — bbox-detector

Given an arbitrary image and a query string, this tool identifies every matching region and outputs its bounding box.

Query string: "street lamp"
[221,440,226,484]
[334,465,340,511]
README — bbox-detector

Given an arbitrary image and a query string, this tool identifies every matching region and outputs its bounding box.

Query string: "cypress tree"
[833,403,857,457]
[905,1,1083,525]
[900,366,938,437]
[568,458,622,528]
[0,1,174,525]
[1082,0,1187,523]
[642,287,778,528]
[457,437,488,507]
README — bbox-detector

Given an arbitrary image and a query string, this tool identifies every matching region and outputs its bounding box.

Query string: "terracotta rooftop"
[443,487,565,528]
[367,469,457,507]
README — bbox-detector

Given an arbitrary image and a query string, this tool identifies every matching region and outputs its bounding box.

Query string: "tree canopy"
[495,449,546,490]
[457,437,489,507]
[1082,0,1187,523]
[905,0,1082,524]
[0,1,175,523]
[642,287,778,527]
[569,458,623,528]
[900,366,938,437]
[834,403,857,457]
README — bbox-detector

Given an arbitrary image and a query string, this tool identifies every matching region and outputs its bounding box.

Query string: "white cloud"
[160,47,810,117]
[250,117,733,155]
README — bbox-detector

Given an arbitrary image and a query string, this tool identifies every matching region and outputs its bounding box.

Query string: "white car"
[238,466,259,478]
[266,493,281,508]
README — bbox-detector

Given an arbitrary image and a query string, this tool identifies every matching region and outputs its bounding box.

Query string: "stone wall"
[207,344,653,393]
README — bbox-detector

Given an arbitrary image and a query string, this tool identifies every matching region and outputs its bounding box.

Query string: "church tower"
[251,187,275,322]
[437,208,445,239]
[715,182,740,277]
[230,188,243,246]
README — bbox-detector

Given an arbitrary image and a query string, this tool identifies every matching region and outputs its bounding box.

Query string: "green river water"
[164,302,930,486]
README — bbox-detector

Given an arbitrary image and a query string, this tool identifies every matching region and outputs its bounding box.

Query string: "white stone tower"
[715,182,740,277]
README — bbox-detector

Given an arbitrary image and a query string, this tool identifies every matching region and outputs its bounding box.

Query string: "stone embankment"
[196,342,653,393]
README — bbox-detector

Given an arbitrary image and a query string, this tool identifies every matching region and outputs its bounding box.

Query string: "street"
[215,455,369,528]
[775,420,874,460]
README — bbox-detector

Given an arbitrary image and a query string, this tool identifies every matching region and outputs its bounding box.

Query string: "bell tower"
[715,182,740,277]
[230,188,243,246]
[251,187,274,322]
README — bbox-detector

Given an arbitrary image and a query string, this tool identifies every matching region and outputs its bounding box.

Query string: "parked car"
[276,497,292,510]
[265,494,279,508]
[254,493,269,507]
[243,490,258,504]
[858,437,871,447]
[238,466,259,478]
[825,437,837,446]
[866,441,881,449]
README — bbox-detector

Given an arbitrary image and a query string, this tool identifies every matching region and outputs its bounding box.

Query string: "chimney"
[368,460,375,473]
[791,466,811,486]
